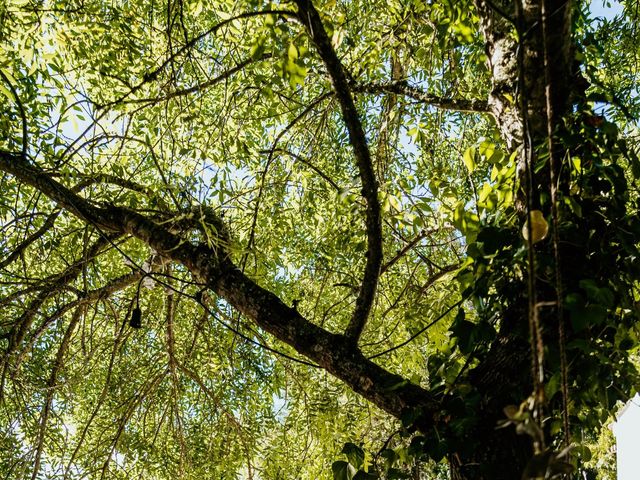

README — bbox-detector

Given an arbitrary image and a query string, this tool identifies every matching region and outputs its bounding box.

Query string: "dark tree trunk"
[449,307,534,479]
[446,1,575,478]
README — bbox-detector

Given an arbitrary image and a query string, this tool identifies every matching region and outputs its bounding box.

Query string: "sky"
[590,0,624,20]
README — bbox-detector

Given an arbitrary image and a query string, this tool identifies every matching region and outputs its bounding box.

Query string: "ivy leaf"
[387,468,411,479]
[341,443,365,469]
[450,317,475,354]
[570,304,608,332]
[380,449,398,471]
[476,226,504,255]
[332,460,356,480]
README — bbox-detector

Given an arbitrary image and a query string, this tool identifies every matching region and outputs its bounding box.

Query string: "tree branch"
[125,55,269,105]
[32,307,83,480]
[0,150,441,428]
[0,174,154,271]
[295,0,382,342]
[2,233,119,355]
[13,271,142,373]
[97,10,296,109]
[260,148,342,192]
[355,81,490,114]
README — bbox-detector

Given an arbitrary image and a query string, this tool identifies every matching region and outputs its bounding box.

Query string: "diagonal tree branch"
[2,234,119,355]
[262,148,342,192]
[124,55,269,105]
[0,174,153,272]
[0,149,441,429]
[13,271,143,373]
[295,0,382,343]
[97,10,297,109]
[0,209,61,271]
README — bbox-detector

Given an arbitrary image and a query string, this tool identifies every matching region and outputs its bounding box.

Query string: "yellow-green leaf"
[463,147,476,172]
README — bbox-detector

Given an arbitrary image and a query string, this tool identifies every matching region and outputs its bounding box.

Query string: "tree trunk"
[446,1,574,477]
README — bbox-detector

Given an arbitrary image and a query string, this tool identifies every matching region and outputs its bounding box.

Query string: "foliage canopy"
[1,0,640,478]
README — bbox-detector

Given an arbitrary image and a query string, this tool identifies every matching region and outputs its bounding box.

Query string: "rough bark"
[476,0,573,153]
[446,1,575,478]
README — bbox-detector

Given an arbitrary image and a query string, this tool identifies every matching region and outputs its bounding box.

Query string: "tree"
[0,0,639,478]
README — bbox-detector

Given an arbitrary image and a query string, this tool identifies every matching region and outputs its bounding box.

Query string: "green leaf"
[380,449,398,471]
[476,226,504,255]
[449,309,477,354]
[571,156,582,173]
[387,468,411,479]
[341,443,365,469]
[287,43,299,61]
[570,304,608,332]
[0,82,15,102]
[487,149,505,165]
[332,461,356,480]
[463,147,476,172]
[250,37,266,59]
[579,279,614,308]
[564,196,582,217]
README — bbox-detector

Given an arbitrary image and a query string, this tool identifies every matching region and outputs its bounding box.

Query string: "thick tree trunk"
[446,1,574,478]
[477,0,573,150]
[449,307,534,479]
